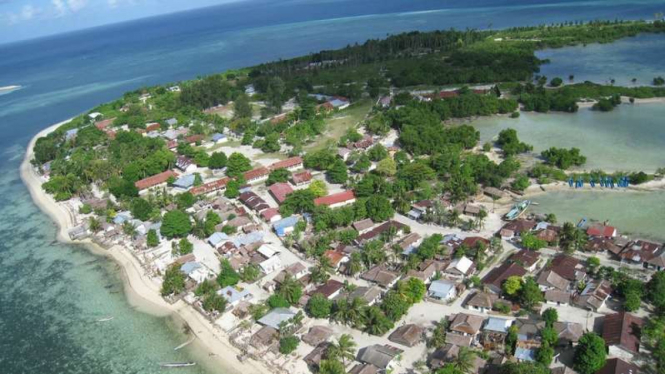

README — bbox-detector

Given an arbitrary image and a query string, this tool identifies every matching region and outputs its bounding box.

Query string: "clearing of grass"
[305,99,373,151]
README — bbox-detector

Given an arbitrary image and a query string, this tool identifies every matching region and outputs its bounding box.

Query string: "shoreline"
[20,121,273,374]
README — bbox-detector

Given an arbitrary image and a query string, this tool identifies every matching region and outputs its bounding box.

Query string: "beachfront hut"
[428,280,457,301]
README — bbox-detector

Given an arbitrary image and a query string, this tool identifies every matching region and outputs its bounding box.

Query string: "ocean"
[1,1,664,373]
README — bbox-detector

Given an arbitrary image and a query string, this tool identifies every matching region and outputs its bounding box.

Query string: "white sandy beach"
[20,121,274,374]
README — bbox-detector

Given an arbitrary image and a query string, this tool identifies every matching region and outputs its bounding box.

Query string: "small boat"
[173,337,195,351]
[96,317,114,322]
[577,218,587,228]
[504,200,530,221]
[160,362,196,368]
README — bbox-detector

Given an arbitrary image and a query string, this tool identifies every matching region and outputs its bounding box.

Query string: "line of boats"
[568,176,630,188]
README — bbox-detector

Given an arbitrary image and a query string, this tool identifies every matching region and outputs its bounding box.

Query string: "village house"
[596,358,641,374]
[553,321,584,346]
[302,326,333,347]
[357,344,403,371]
[445,256,475,278]
[190,177,230,196]
[207,232,229,249]
[290,170,312,186]
[243,167,270,184]
[352,218,375,234]
[257,307,296,330]
[449,313,485,341]
[465,291,499,313]
[481,317,514,351]
[272,215,299,237]
[323,249,349,271]
[587,224,618,238]
[217,286,252,309]
[268,182,294,205]
[407,200,433,221]
[269,156,303,172]
[599,312,644,360]
[398,232,423,256]
[361,265,401,289]
[388,324,424,347]
[586,237,623,256]
[314,190,356,208]
[249,326,279,350]
[508,250,540,272]
[304,342,331,370]
[180,261,211,284]
[355,220,406,245]
[314,279,344,300]
[211,133,227,144]
[548,254,587,283]
[348,286,382,306]
[428,279,457,301]
[544,289,572,306]
[430,344,487,373]
[537,269,570,292]
[349,364,379,374]
[172,174,195,191]
[135,170,178,192]
[499,219,537,240]
[482,262,527,294]
[260,207,282,223]
[176,156,197,173]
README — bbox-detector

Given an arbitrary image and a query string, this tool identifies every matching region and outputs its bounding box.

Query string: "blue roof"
[273,216,299,237]
[329,98,349,108]
[217,286,251,304]
[212,133,226,141]
[258,308,296,330]
[113,212,131,224]
[231,231,264,247]
[180,261,202,275]
[428,280,455,298]
[514,348,536,362]
[173,174,196,189]
[273,216,299,230]
[484,317,512,333]
[208,232,229,246]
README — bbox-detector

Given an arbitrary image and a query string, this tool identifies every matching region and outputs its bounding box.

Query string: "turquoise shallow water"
[474,103,665,173]
[530,190,665,242]
[0,147,206,373]
[537,33,665,87]
[1,1,665,373]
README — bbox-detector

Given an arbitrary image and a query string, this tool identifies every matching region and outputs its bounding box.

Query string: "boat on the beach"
[504,200,531,221]
[160,362,196,368]
[173,337,195,351]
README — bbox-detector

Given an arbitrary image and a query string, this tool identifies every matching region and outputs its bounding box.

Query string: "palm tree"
[346,297,367,329]
[328,334,356,365]
[453,347,475,374]
[88,217,102,233]
[475,209,488,231]
[331,298,349,324]
[346,252,363,277]
[447,209,461,227]
[363,306,392,336]
[278,274,301,305]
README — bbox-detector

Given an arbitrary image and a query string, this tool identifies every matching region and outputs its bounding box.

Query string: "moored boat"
[160,362,196,368]
[504,200,531,221]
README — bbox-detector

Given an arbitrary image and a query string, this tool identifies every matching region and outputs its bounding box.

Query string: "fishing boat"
[96,317,114,322]
[504,200,530,221]
[160,362,196,368]
[173,337,195,351]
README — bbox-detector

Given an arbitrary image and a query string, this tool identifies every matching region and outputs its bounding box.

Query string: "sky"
[0,0,246,44]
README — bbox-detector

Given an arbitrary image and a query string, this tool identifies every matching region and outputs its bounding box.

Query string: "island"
[22,19,665,374]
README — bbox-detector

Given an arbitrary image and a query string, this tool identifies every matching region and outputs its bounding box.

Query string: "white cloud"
[4,4,40,24]
[52,0,66,17]
[108,0,118,8]
[66,0,87,12]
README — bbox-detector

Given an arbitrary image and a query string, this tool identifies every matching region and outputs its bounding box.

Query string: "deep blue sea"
[1,1,664,373]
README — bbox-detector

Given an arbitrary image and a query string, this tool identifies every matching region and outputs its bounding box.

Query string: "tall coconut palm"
[453,347,475,374]
[328,334,356,365]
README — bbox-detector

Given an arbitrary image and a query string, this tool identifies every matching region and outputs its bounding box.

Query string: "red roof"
[243,167,270,181]
[587,225,616,237]
[167,140,178,149]
[135,170,178,190]
[314,190,356,207]
[268,183,294,204]
[482,262,527,291]
[190,177,231,196]
[269,156,303,171]
[438,91,459,98]
[291,170,312,184]
[261,208,281,221]
[324,250,347,266]
[145,122,161,132]
[462,236,490,249]
[94,118,115,130]
[602,312,644,354]
[185,134,204,144]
